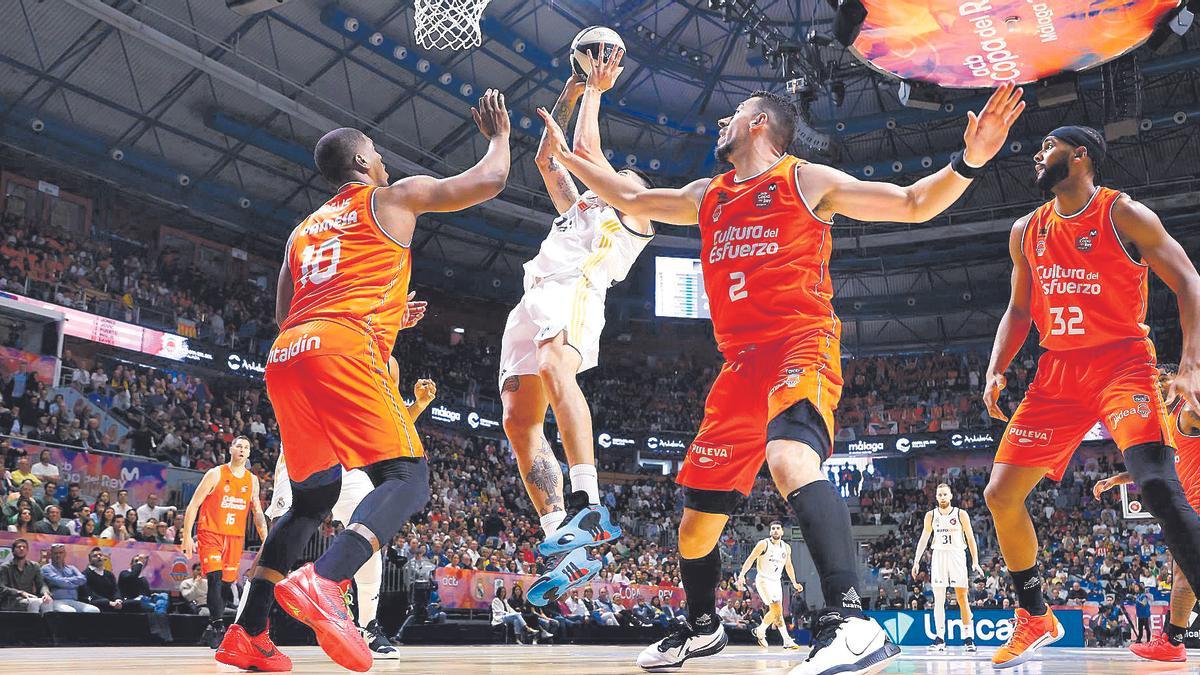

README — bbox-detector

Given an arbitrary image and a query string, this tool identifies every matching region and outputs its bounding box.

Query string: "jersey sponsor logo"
[1076,229,1098,252]
[219,495,248,511]
[300,208,359,236]
[687,442,732,468]
[1007,426,1053,446]
[1036,264,1102,296]
[755,191,773,209]
[708,225,781,264]
[267,334,321,364]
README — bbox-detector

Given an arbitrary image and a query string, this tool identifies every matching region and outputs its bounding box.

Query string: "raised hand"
[586,46,625,93]
[962,82,1026,167]
[1169,368,1200,417]
[472,89,511,140]
[414,379,438,407]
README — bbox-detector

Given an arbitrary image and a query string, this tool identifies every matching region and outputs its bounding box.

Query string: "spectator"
[119,554,165,613]
[136,494,164,524]
[10,456,41,486]
[30,450,59,481]
[113,489,133,517]
[490,585,536,643]
[82,547,136,612]
[510,583,559,641]
[583,587,618,626]
[33,504,70,535]
[719,600,746,630]
[0,538,53,613]
[41,543,98,613]
[180,563,209,615]
[61,482,87,519]
[37,479,58,509]
[561,588,588,625]
[5,480,43,521]
[8,507,34,534]
[100,514,129,541]
[78,517,98,538]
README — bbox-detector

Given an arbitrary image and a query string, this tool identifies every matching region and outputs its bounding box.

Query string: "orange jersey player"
[540,56,1024,673]
[182,434,267,646]
[983,125,1200,669]
[1093,364,1200,664]
[216,90,510,674]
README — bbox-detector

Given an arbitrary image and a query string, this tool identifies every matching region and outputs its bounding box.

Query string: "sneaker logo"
[564,561,590,583]
[252,642,278,658]
[842,587,863,609]
[1022,577,1042,590]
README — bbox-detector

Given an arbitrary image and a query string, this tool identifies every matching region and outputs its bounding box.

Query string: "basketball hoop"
[414,0,492,51]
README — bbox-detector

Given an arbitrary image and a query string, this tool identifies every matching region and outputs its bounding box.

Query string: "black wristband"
[950,151,984,179]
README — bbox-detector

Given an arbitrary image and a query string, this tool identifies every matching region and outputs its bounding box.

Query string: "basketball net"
[414,0,491,50]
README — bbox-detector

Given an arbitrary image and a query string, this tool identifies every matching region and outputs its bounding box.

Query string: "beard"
[715,138,734,163]
[1036,160,1070,192]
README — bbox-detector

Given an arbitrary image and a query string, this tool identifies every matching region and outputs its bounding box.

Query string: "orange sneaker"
[1130,632,1187,662]
[991,607,1065,669]
[214,623,292,672]
[274,563,372,672]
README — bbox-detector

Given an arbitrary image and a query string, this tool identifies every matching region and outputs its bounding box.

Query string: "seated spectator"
[9,456,42,487]
[37,479,59,509]
[82,548,141,613]
[8,507,34,534]
[490,585,536,643]
[100,515,129,541]
[33,504,71,535]
[42,542,98,613]
[560,589,588,626]
[154,520,172,544]
[136,494,164,524]
[5,480,44,521]
[31,450,59,481]
[0,538,53,613]
[510,583,559,640]
[179,563,208,615]
[119,553,166,613]
[61,483,87,519]
[136,520,159,543]
[718,600,746,630]
[583,587,618,626]
[78,517,98,537]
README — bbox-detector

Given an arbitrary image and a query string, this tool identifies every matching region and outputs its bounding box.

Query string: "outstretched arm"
[572,48,623,165]
[807,83,1025,223]
[961,511,983,575]
[1093,472,1133,501]
[1114,196,1200,412]
[378,89,512,237]
[912,511,933,577]
[983,216,1036,421]
[536,78,586,214]
[536,106,707,225]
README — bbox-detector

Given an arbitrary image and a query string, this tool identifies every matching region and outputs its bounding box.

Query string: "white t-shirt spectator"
[137,503,164,524]
[250,419,267,436]
[90,370,108,390]
[31,460,60,481]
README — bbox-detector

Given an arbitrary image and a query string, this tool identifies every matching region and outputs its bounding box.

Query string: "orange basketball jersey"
[1022,186,1150,352]
[281,181,412,356]
[198,464,254,536]
[698,155,839,356]
[1172,401,1200,510]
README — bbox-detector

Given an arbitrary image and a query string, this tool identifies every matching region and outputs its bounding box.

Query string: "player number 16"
[1049,306,1085,336]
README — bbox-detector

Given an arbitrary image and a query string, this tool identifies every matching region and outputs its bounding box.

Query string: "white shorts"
[931,549,969,589]
[498,274,605,389]
[755,576,784,605]
[267,462,373,523]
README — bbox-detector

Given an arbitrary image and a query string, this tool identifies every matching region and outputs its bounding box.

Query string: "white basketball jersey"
[931,507,966,551]
[522,191,652,290]
[757,538,788,580]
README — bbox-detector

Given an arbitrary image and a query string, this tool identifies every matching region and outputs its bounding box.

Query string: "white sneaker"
[540,629,553,640]
[637,622,728,669]
[788,613,900,675]
[929,637,946,653]
[753,623,769,647]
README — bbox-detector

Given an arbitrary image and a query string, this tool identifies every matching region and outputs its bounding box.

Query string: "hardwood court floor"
[0,645,1193,674]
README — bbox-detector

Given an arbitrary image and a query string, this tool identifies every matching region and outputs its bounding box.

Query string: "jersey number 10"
[299,239,342,287]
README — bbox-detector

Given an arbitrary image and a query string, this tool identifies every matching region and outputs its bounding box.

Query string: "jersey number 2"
[299,238,342,286]
[1049,306,1084,336]
[729,271,748,302]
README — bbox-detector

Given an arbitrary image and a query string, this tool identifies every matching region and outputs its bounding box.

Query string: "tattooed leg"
[502,374,562,514]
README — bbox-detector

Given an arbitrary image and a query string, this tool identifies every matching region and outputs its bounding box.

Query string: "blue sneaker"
[538,491,623,557]
[527,547,601,607]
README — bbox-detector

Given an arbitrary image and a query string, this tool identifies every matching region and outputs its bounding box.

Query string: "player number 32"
[1049,306,1085,336]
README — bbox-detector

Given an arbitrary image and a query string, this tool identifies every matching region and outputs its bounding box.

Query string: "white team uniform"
[267,453,373,523]
[929,507,969,589]
[753,538,789,605]
[498,191,652,388]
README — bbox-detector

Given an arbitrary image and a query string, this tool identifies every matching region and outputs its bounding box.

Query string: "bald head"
[314,128,373,185]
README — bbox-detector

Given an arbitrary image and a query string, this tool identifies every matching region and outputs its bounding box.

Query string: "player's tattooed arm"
[536,79,585,214]
[527,440,564,513]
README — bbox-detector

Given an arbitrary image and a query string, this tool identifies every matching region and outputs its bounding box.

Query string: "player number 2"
[299,238,342,286]
[1049,306,1085,336]
[728,271,748,302]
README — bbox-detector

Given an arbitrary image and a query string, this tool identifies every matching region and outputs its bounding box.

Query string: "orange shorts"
[198,529,244,582]
[265,320,423,483]
[676,332,842,495]
[996,339,1173,481]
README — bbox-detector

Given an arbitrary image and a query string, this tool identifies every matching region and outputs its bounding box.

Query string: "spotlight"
[343,17,359,32]
[748,31,758,48]
[417,59,430,73]
[513,39,526,53]
[439,73,452,85]
[393,46,408,60]
[177,174,191,187]
[460,83,473,97]
[625,154,638,166]
[238,197,251,209]
[806,28,834,47]
[30,118,44,133]
[368,32,384,46]
[649,159,661,170]
[110,148,124,161]
[707,0,724,9]
[830,0,867,47]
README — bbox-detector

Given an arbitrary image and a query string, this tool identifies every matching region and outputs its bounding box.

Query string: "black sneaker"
[930,636,946,653]
[204,621,226,650]
[964,637,977,653]
[362,619,400,659]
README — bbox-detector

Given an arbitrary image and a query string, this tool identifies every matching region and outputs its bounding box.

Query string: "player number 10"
[1049,306,1085,336]
[729,271,748,302]
[299,238,342,286]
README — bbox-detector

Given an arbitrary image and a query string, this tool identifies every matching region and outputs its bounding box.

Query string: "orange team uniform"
[676,155,842,496]
[995,186,1173,479]
[266,181,423,484]
[197,464,254,582]
[1171,401,1200,511]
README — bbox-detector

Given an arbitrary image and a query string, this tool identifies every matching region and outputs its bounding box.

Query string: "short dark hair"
[620,167,655,189]
[231,435,251,446]
[747,90,798,154]
[769,520,783,528]
[314,128,369,185]
[12,538,28,548]
[937,483,951,491]
[69,482,80,490]
[89,546,102,554]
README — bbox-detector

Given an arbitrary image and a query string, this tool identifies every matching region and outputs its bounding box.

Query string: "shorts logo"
[1109,394,1153,429]
[712,203,723,222]
[687,443,732,469]
[1007,426,1053,446]
[784,367,803,388]
[267,334,321,364]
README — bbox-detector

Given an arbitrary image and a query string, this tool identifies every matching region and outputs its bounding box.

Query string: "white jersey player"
[736,521,801,650]
[240,357,435,659]
[912,482,985,653]
[500,56,654,606]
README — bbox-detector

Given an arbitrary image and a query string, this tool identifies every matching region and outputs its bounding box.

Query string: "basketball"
[570,26,624,78]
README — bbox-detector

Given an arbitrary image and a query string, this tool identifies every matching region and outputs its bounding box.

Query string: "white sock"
[963,620,975,640]
[354,552,383,627]
[569,464,600,505]
[933,587,947,639]
[540,510,566,536]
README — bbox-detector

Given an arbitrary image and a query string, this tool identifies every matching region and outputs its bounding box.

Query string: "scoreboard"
[654,257,710,319]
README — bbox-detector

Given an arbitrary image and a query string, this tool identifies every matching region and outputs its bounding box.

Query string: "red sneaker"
[1130,632,1187,662]
[215,623,292,672]
[991,608,1064,669]
[274,563,372,672]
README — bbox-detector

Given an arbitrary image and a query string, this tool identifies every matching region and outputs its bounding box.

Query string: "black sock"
[680,545,720,633]
[206,571,226,623]
[314,529,374,583]
[236,578,278,637]
[1167,621,1187,645]
[787,482,863,614]
[1009,564,1047,616]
